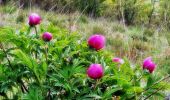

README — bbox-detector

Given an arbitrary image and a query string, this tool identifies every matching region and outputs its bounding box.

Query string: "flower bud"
[87,64,104,79]
[42,32,53,42]
[143,57,156,73]
[112,57,124,64]
[28,13,41,26]
[88,34,105,50]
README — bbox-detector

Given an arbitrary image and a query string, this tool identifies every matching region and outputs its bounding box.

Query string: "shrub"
[0,16,169,99]
[112,0,154,25]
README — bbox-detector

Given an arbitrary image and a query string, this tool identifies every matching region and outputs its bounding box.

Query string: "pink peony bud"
[143,57,156,73]
[28,13,41,26]
[112,57,124,64]
[88,34,105,50]
[42,32,53,42]
[87,64,104,79]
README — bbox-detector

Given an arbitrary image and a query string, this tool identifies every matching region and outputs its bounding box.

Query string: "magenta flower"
[42,32,53,42]
[88,34,106,50]
[28,13,41,26]
[112,57,124,64]
[87,64,104,79]
[143,57,156,73]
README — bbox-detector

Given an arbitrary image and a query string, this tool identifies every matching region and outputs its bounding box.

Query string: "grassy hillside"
[0,1,170,100]
[0,5,170,74]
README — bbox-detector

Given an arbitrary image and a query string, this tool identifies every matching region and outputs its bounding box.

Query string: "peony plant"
[0,13,169,100]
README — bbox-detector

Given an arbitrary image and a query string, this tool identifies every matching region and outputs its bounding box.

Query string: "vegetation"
[0,0,170,99]
[0,18,169,99]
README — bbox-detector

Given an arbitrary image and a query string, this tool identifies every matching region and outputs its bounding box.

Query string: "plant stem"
[34,26,38,39]
[34,26,38,59]
[144,74,170,92]
[139,74,170,100]
[143,85,165,100]
[46,89,51,100]
[137,71,144,81]
[0,43,13,70]
[45,43,48,64]
[45,43,51,99]
[94,79,100,89]
[20,79,28,93]
[26,26,31,35]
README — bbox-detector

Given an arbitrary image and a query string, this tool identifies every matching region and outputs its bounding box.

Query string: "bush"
[0,22,169,99]
[112,0,154,25]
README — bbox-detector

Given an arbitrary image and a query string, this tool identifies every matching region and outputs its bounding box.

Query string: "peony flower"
[112,57,124,64]
[143,57,156,73]
[88,34,105,50]
[28,13,41,26]
[42,32,53,42]
[87,64,104,79]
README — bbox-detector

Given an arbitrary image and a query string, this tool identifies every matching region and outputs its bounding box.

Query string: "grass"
[0,4,170,75]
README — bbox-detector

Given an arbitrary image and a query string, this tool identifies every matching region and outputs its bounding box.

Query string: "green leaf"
[102,87,122,99]
[12,49,42,84]
[12,49,37,70]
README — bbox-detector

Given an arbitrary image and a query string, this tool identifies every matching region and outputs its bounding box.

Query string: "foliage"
[0,23,169,99]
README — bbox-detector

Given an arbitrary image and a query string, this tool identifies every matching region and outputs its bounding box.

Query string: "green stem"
[34,26,39,59]
[143,85,165,100]
[144,75,170,92]
[0,43,13,70]
[26,26,31,35]
[45,43,48,64]
[139,74,170,100]
[34,26,38,39]
[94,79,100,89]
[19,79,28,93]
[137,71,144,81]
